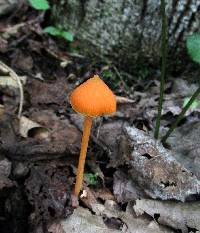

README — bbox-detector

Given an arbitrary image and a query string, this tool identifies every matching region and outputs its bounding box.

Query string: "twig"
[96,118,103,139]
[116,96,135,104]
[162,85,200,143]
[113,66,129,92]
[154,0,167,139]
[0,61,24,118]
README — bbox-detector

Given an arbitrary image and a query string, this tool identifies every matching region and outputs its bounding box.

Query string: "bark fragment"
[25,162,74,230]
[123,126,200,201]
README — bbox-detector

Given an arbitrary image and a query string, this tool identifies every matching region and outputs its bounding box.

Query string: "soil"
[0,2,200,233]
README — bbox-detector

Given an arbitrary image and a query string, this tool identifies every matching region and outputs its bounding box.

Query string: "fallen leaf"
[61,207,173,233]
[13,51,33,71]
[98,121,129,167]
[48,222,65,233]
[26,78,71,106]
[172,78,198,97]
[1,111,81,161]
[79,188,173,232]
[0,157,13,194]
[0,158,11,177]
[0,176,13,191]
[12,162,29,179]
[167,121,200,179]
[0,75,19,88]
[113,170,146,203]
[19,116,49,139]
[59,203,174,233]
[134,199,200,233]
[0,37,8,53]
[1,23,25,39]
[61,207,117,233]
[0,0,18,16]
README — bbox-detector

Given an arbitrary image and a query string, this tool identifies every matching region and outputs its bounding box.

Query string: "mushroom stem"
[74,116,93,196]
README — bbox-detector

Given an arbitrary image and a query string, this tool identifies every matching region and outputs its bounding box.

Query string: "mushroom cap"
[70,75,116,117]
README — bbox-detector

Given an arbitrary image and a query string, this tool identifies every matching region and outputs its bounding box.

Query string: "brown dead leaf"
[94,189,114,202]
[127,79,200,128]
[61,207,118,233]
[60,196,174,233]
[172,78,197,97]
[13,51,33,71]
[27,39,43,54]
[134,199,200,233]
[0,158,11,177]
[98,121,129,167]
[0,157,13,194]
[48,222,65,233]
[26,78,71,106]
[0,0,18,16]
[19,116,49,139]
[0,176,13,191]
[44,38,72,63]
[12,162,29,179]
[1,111,81,161]
[167,121,200,180]
[113,170,146,203]
[0,37,8,53]
[1,22,25,39]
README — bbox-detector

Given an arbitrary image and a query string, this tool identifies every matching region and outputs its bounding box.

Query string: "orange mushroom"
[70,75,116,197]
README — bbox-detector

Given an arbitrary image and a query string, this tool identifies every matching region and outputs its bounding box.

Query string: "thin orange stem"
[74,116,93,196]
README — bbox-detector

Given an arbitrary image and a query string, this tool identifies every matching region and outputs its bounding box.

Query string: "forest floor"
[0,2,200,233]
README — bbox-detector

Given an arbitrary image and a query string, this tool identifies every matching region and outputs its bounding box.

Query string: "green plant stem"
[154,0,167,139]
[162,85,200,143]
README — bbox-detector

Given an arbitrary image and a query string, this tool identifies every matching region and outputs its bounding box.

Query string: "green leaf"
[101,70,113,79]
[43,26,61,36]
[183,97,198,110]
[28,0,50,10]
[84,173,98,185]
[186,33,200,64]
[43,26,74,42]
[61,31,74,42]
